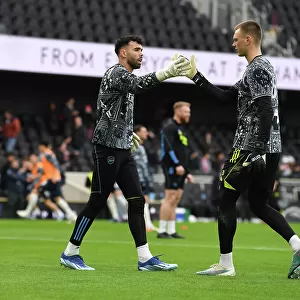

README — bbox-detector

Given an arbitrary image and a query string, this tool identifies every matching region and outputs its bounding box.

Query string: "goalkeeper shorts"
[220,149,252,193]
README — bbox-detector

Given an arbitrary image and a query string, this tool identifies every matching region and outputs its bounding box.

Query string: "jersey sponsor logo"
[107,156,115,165]
[178,129,188,146]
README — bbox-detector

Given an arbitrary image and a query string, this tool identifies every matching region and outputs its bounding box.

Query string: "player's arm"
[162,124,189,175]
[110,55,191,94]
[186,55,238,102]
[133,149,151,186]
[110,67,160,94]
[242,66,274,173]
[132,149,147,183]
[6,169,27,182]
[249,67,274,149]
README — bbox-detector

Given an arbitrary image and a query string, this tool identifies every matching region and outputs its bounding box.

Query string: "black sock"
[128,197,147,247]
[218,188,239,254]
[70,194,106,246]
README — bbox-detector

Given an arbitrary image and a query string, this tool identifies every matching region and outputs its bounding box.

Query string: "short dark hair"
[234,20,262,44]
[39,141,49,147]
[6,152,15,158]
[134,124,145,133]
[115,35,144,55]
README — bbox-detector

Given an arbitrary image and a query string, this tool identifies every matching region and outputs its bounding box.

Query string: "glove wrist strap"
[192,71,207,86]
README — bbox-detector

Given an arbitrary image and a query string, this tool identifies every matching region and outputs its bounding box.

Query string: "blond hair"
[173,101,191,112]
[235,20,262,44]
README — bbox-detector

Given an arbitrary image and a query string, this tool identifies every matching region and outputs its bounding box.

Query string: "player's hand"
[185,55,198,79]
[130,132,140,153]
[155,53,191,81]
[242,141,266,173]
[186,174,194,183]
[175,165,185,175]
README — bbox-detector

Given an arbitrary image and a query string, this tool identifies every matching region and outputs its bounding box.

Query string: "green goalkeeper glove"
[186,55,198,79]
[131,132,141,153]
[155,53,191,82]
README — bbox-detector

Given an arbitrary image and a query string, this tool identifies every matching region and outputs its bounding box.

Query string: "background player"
[133,124,158,232]
[39,142,77,222]
[158,101,194,239]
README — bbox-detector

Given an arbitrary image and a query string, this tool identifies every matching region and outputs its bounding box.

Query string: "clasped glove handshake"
[156,53,198,82]
[242,141,266,173]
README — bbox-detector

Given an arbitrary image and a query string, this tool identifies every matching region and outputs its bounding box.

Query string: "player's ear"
[120,48,127,58]
[246,35,251,45]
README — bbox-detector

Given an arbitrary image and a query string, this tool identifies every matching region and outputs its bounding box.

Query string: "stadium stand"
[0,0,234,51]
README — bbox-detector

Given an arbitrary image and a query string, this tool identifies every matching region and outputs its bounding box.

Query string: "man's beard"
[129,59,141,70]
[180,117,188,124]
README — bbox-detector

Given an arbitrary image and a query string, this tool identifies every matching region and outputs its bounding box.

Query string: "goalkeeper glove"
[186,55,198,79]
[131,132,140,153]
[155,53,191,82]
[242,141,266,173]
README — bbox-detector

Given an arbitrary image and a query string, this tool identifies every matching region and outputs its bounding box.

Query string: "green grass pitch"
[1,219,300,300]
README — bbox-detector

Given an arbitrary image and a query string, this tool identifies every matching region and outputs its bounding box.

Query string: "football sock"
[167,220,176,235]
[289,235,300,252]
[137,243,153,263]
[159,220,167,233]
[219,252,234,268]
[64,242,80,256]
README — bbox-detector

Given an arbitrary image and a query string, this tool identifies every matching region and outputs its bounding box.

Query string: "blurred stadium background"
[0,0,300,222]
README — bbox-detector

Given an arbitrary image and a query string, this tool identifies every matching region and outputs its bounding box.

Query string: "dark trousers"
[218,152,295,254]
[7,191,24,218]
[70,145,146,247]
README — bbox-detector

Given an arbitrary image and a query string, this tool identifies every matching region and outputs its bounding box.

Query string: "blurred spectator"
[143,128,160,174]
[1,111,21,153]
[46,102,61,137]
[199,131,218,155]
[188,150,200,171]
[0,152,15,196]
[280,155,296,177]
[200,152,212,174]
[59,116,87,168]
[291,165,300,178]
[212,151,225,173]
[6,159,28,218]
[82,104,95,141]
[69,116,87,155]
[62,97,79,138]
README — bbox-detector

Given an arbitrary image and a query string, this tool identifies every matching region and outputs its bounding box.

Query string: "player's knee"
[165,190,178,206]
[249,201,266,216]
[128,196,145,214]
[87,193,107,211]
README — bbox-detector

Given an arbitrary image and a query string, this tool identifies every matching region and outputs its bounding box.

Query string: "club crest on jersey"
[107,156,115,164]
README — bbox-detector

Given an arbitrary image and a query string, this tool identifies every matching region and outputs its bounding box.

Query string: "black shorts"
[220,149,280,194]
[91,144,143,199]
[39,180,62,200]
[162,165,186,190]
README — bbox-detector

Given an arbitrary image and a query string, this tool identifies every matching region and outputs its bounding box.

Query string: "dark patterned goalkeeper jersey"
[232,55,281,153]
[92,64,160,149]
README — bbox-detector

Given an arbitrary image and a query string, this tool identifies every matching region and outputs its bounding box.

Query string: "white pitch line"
[0,236,291,252]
